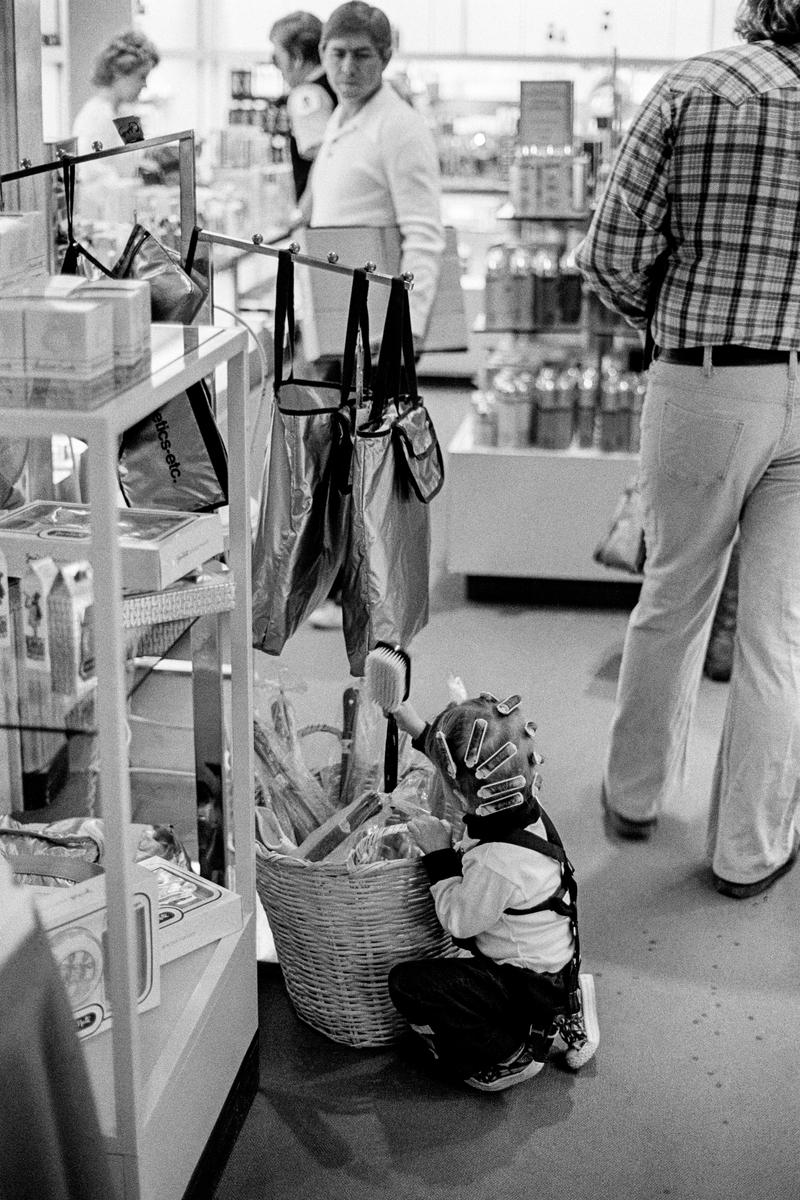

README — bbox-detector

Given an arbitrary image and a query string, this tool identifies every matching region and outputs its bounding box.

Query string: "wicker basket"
[255,846,458,1047]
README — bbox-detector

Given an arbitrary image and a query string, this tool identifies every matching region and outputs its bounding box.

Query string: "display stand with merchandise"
[447,87,642,590]
[0,321,256,1200]
[1,139,258,1200]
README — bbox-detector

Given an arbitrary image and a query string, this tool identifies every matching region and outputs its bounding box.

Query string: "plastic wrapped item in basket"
[255,847,459,1047]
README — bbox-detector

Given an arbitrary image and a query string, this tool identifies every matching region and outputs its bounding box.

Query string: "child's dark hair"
[424,693,543,812]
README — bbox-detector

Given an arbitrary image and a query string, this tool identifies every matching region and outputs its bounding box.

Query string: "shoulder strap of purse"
[59,160,113,278]
[340,267,371,410]
[274,249,295,385]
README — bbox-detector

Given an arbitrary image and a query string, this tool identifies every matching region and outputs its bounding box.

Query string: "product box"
[0,501,224,594]
[137,854,243,963]
[47,561,95,700]
[18,556,68,804]
[35,864,160,1040]
[0,300,26,374]
[0,212,46,287]
[0,551,23,814]
[78,280,152,386]
[24,298,115,409]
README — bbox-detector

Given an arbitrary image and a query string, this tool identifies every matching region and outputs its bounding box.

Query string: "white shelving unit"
[2,322,257,1200]
[447,414,641,583]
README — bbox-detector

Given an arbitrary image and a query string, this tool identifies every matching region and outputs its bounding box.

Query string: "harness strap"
[482,808,582,1012]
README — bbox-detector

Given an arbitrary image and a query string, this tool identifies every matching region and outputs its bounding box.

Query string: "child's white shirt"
[430,818,574,973]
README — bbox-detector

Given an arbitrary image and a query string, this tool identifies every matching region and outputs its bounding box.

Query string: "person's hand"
[407,814,452,854]
[392,699,426,739]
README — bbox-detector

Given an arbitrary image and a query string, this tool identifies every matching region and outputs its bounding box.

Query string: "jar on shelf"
[470,390,498,448]
[509,244,535,332]
[484,243,516,331]
[494,369,534,448]
[531,244,559,328]
[575,364,599,448]
[534,364,573,450]
[558,231,584,326]
[597,362,631,452]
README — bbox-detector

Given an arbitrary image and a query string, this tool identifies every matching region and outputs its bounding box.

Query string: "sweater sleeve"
[383,117,445,341]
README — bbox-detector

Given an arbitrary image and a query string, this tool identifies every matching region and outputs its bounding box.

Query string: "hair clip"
[524,720,538,737]
[475,793,524,817]
[434,730,458,779]
[531,771,543,799]
[480,691,499,703]
[475,741,517,780]
[477,775,527,800]
[464,718,488,768]
[496,694,522,716]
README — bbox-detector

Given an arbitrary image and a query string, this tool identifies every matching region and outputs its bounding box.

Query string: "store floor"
[210,385,800,1200]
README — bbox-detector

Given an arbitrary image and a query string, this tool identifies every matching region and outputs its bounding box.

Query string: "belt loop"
[790,350,797,382]
[703,346,713,377]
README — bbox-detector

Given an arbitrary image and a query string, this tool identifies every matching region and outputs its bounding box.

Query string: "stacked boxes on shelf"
[0,276,151,408]
[0,505,224,814]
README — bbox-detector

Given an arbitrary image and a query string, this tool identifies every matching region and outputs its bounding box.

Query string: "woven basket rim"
[255,843,424,876]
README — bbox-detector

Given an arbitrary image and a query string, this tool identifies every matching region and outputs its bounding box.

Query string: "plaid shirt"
[575,40,800,350]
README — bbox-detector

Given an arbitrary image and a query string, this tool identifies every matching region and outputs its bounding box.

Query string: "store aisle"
[213,386,800,1200]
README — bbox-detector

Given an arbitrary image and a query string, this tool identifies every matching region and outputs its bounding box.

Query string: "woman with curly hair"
[72,29,160,156]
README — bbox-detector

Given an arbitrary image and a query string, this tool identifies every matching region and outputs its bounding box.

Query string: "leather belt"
[657,346,792,367]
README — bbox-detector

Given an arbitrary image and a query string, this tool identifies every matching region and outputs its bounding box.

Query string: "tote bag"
[341,278,443,676]
[252,252,370,654]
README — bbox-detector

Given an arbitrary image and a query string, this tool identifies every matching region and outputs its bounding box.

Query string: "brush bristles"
[365,646,407,712]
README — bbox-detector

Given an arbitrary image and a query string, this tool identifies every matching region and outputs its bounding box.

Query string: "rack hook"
[327,251,339,264]
[252,233,264,245]
[364,261,377,272]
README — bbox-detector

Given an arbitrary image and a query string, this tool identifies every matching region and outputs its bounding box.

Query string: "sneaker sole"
[565,973,600,1071]
[465,1057,545,1092]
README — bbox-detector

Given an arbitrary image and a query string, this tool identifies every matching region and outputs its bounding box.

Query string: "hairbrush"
[365,642,411,792]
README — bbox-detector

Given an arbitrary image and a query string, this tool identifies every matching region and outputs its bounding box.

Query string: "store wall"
[33,0,744,156]
[131,0,744,143]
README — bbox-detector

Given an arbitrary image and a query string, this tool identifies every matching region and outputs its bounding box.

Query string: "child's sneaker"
[464,1041,546,1092]
[553,973,600,1070]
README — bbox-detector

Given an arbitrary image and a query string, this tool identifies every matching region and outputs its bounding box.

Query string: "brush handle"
[384,712,399,793]
[338,686,359,805]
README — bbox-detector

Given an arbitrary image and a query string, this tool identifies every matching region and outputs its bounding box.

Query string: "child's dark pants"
[388,955,570,1076]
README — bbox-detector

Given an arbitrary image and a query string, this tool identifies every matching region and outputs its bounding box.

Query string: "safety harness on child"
[480,806,582,1016]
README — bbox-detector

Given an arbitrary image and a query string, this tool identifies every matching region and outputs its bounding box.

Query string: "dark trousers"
[388,955,569,1076]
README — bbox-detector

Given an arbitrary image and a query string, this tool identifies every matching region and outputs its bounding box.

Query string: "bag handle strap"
[340,267,371,409]
[369,278,419,424]
[273,249,296,384]
[183,224,201,275]
[8,853,104,884]
[59,159,113,278]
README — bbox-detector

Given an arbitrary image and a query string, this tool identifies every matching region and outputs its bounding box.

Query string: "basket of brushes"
[253,669,460,1049]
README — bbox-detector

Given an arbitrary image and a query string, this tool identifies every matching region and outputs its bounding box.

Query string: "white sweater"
[309,83,445,340]
[431,820,575,974]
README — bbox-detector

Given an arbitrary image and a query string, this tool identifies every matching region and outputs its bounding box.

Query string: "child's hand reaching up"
[408,814,452,854]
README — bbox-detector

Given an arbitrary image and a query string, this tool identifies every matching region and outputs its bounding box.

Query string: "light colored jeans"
[605,354,800,884]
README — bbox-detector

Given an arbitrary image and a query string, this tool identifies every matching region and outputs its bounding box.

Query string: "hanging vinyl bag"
[341,278,443,676]
[251,252,370,654]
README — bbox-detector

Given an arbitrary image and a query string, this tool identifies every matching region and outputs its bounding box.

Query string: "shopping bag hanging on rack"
[341,278,444,676]
[252,251,371,654]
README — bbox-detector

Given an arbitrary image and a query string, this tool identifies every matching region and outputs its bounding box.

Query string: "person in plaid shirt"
[576,0,800,899]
